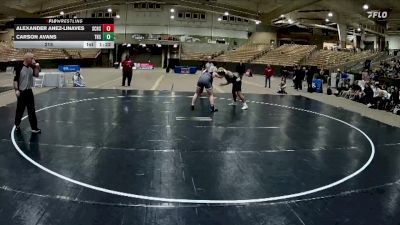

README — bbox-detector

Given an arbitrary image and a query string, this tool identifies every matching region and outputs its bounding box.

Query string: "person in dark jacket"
[361,83,374,105]
[281,66,288,79]
[306,66,314,91]
[235,60,246,78]
[294,65,304,90]
[234,60,246,101]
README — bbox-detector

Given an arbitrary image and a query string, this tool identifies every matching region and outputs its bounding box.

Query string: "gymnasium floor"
[0,69,400,224]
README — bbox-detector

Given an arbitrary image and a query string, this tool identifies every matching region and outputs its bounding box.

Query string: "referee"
[14,52,41,133]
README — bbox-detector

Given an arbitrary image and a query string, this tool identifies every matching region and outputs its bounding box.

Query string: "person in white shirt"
[73,72,85,87]
[204,57,214,73]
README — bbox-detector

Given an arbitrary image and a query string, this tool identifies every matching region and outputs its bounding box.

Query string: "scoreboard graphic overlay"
[14,18,114,49]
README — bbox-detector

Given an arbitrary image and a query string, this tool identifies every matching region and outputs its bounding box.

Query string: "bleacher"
[66,49,101,59]
[181,50,224,61]
[0,42,19,62]
[213,43,269,63]
[307,50,377,69]
[181,52,207,61]
[253,44,317,66]
[30,49,67,60]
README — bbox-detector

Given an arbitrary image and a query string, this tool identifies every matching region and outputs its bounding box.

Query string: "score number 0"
[102,24,114,41]
[103,24,114,32]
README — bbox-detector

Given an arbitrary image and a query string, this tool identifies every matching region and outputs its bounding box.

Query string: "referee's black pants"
[122,72,133,86]
[15,89,38,130]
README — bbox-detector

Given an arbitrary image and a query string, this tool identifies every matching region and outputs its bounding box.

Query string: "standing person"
[300,66,307,90]
[14,52,41,133]
[281,66,288,80]
[291,65,297,87]
[264,64,274,88]
[235,60,246,79]
[121,55,134,87]
[336,68,342,88]
[217,67,249,110]
[306,66,314,92]
[191,67,220,112]
[234,60,246,103]
[294,65,303,90]
[204,57,214,73]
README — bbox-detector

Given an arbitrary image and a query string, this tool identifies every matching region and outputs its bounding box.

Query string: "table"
[40,72,66,88]
[174,66,197,74]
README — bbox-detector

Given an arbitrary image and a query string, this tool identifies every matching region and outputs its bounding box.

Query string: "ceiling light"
[107,8,112,13]
[173,44,178,48]
[328,12,333,17]
[255,20,261,25]
[127,44,131,47]
[363,4,369,10]
[357,27,361,31]
[325,18,329,22]
[170,8,175,13]
[116,14,120,19]
[224,11,229,16]
[73,16,77,19]
[156,44,162,47]
[280,14,285,18]
[60,11,64,15]
[170,15,175,19]
[218,17,222,21]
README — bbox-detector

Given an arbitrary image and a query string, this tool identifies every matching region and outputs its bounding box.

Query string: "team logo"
[367,10,388,19]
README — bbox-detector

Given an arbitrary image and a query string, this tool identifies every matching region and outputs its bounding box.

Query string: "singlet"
[224,71,240,84]
[198,71,213,84]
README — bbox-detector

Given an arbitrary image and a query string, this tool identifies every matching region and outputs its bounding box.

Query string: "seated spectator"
[361,83,374,105]
[388,87,399,111]
[361,69,370,82]
[369,84,385,109]
[73,72,86,87]
[335,78,350,96]
[347,81,363,101]
[277,77,287,94]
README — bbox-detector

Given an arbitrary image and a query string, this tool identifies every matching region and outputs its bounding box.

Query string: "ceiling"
[0,0,398,34]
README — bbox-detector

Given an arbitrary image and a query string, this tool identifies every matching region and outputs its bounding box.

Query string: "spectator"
[336,68,342,88]
[281,66,289,79]
[294,65,303,90]
[204,57,214,73]
[306,66,314,92]
[369,83,383,108]
[235,60,246,79]
[361,69,370,82]
[264,64,274,88]
[361,83,374,105]
[121,55,134,87]
[73,72,86,87]
[278,77,287,94]
[390,87,399,107]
